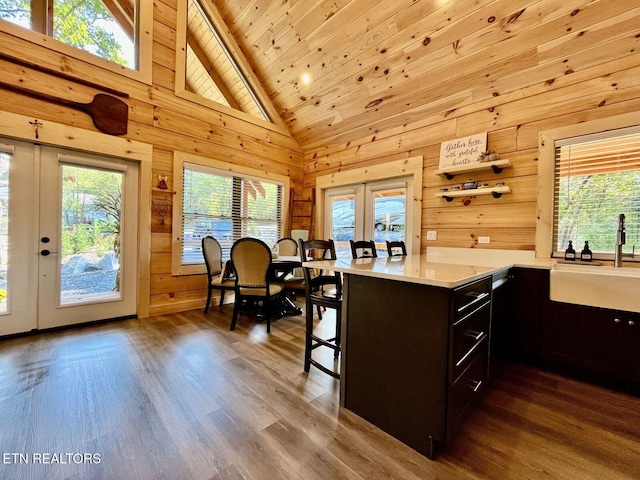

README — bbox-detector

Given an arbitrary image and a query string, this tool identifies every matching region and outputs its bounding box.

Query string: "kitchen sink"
[550,262,640,313]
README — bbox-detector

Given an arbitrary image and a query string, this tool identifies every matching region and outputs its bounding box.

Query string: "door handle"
[40,249,58,256]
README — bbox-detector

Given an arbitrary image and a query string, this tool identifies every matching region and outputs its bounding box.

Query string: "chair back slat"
[386,240,407,256]
[300,239,337,262]
[350,239,377,259]
[299,239,342,296]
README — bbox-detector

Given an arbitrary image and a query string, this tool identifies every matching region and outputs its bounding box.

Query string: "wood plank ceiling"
[187,0,269,121]
[210,0,640,153]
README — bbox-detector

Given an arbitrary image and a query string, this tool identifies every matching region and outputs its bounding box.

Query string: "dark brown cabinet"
[491,267,549,361]
[542,301,640,384]
[447,277,491,441]
[512,267,549,359]
[497,267,640,387]
[341,273,491,459]
[621,317,640,383]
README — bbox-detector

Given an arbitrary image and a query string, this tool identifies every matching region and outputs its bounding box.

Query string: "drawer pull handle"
[630,320,636,327]
[457,292,490,313]
[453,301,489,326]
[470,380,483,393]
[466,330,484,341]
[455,335,486,368]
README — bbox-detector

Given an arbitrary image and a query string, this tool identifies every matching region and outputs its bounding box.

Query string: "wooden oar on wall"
[0,80,128,136]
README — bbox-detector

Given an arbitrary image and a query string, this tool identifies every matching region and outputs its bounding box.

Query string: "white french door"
[0,140,38,334]
[0,139,138,336]
[324,177,412,258]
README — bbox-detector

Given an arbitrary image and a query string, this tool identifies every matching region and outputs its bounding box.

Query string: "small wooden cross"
[29,119,43,139]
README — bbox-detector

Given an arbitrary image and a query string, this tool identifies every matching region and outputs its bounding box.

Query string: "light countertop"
[303,248,552,289]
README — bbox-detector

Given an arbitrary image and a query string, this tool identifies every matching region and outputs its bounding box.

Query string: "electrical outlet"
[426,230,437,240]
[478,236,490,244]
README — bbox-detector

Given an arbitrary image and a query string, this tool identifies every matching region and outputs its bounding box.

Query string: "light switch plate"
[478,236,490,244]
[427,230,437,240]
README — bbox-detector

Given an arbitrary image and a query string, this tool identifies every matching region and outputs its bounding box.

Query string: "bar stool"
[299,239,342,379]
[386,240,407,256]
[350,239,377,259]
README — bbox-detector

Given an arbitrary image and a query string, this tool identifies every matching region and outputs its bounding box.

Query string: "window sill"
[552,255,639,266]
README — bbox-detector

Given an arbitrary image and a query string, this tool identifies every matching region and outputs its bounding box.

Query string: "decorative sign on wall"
[439,132,487,169]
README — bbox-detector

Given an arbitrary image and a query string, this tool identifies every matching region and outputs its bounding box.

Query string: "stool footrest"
[308,358,340,379]
[310,334,339,351]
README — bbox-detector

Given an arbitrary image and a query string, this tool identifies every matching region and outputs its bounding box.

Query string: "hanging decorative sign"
[439,132,487,169]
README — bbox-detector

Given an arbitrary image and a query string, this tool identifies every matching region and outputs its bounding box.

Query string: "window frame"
[536,111,640,262]
[174,0,289,134]
[172,150,290,276]
[0,0,153,84]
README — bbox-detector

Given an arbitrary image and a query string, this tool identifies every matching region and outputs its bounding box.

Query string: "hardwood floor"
[0,305,639,479]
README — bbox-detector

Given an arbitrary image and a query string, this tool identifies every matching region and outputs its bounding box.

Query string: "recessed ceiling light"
[301,73,312,85]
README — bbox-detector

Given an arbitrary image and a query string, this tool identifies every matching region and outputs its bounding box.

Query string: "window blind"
[553,127,640,255]
[182,162,283,264]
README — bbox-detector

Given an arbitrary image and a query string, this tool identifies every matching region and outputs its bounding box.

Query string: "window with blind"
[553,125,640,257]
[181,162,283,264]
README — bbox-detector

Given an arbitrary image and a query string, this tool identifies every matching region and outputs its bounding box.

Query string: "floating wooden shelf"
[434,185,511,202]
[434,159,511,179]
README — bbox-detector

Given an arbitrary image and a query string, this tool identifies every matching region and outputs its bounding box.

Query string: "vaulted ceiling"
[210,0,639,153]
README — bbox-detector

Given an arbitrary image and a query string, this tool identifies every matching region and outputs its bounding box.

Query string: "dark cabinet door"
[511,267,549,359]
[489,273,514,360]
[543,303,640,383]
[542,302,617,375]
[617,312,640,383]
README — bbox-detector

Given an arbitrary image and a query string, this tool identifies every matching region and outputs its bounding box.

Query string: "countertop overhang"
[303,250,549,289]
[303,255,524,288]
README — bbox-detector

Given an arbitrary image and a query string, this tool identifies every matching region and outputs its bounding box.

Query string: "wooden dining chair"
[275,237,298,256]
[299,238,342,379]
[230,237,284,333]
[350,239,377,259]
[202,236,236,313]
[386,240,407,256]
[274,237,305,300]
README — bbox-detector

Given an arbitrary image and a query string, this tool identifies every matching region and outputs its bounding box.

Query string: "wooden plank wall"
[0,0,305,316]
[2,0,640,317]
[210,0,640,254]
[300,19,640,252]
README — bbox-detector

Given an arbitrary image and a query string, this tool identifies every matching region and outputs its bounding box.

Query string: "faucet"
[614,214,635,267]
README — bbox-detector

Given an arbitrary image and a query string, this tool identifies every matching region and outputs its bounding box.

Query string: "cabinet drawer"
[454,277,491,320]
[450,302,490,382]
[447,344,488,433]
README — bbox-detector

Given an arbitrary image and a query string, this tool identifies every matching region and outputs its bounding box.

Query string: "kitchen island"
[304,253,518,459]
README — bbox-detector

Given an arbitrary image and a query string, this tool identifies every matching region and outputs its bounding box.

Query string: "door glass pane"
[0,152,8,313]
[60,164,123,304]
[329,194,356,259]
[372,188,406,254]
